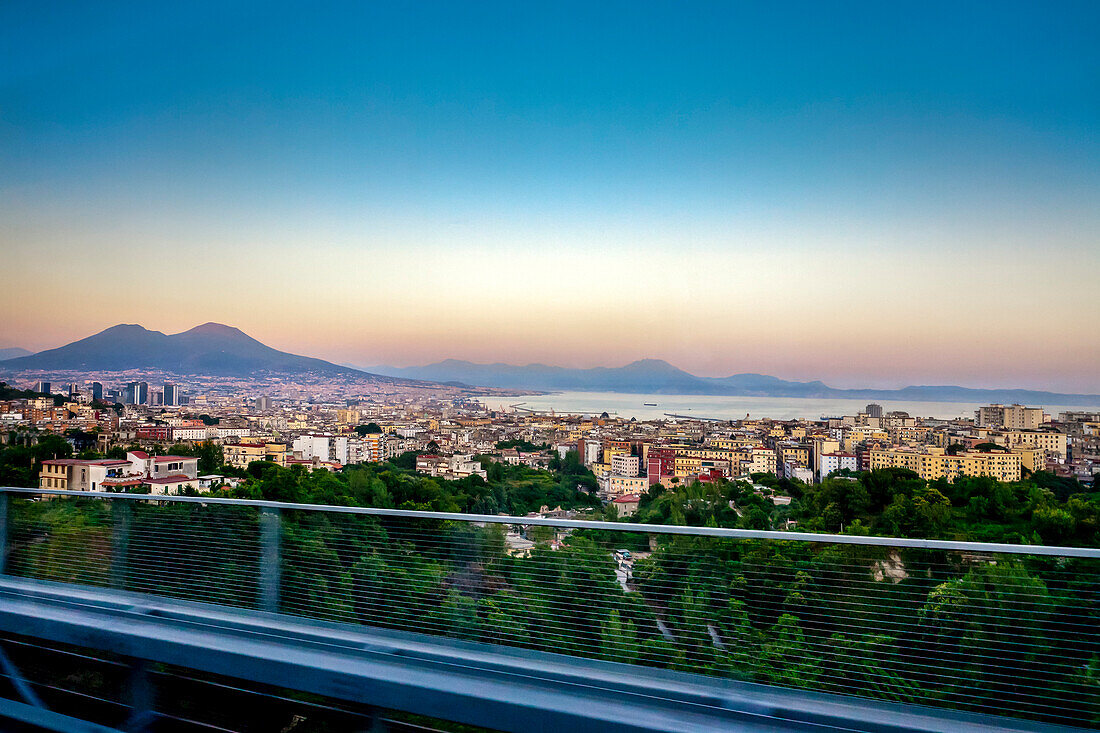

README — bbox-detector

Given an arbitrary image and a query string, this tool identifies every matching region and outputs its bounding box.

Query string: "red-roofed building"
[612,494,642,517]
[40,459,132,492]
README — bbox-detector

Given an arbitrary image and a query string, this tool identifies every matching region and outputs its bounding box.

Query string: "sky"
[2,1,1099,391]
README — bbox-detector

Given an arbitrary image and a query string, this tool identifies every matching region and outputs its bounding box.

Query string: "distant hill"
[366,358,1100,406]
[0,323,394,380]
[0,348,32,361]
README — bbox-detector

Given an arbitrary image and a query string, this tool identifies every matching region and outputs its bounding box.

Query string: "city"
[3,377,1097,506]
[2,1,1098,731]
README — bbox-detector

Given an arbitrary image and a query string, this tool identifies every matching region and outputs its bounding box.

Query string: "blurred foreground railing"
[1,486,1097,728]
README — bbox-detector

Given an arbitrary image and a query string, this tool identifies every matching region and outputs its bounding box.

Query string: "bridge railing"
[1,486,1097,728]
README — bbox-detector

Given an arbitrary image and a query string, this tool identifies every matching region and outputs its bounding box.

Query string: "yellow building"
[709,437,757,451]
[869,447,1021,482]
[995,430,1067,459]
[265,442,288,466]
[889,426,935,445]
[224,442,267,469]
[674,455,703,477]
[1010,446,1045,473]
[743,448,778,476]
[336,409,360,426]
[777,444,811,468]
[607,475,648,496]
[39,460,72,490]
[845,427,890,451]
[603,447,630,466]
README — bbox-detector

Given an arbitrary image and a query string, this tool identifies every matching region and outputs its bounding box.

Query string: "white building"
[819,452,859,480]
[611,453,640,478]
[293,434,350,464]
[171,426,213,442]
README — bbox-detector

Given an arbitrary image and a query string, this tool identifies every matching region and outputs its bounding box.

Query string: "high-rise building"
[34,381,51,395]
[124,381,149,405]
[163,383,178,407]
[647,447,676,485]
[255,396,274,410]
[864,403,883,418]
[977,404,1045,430]
[91,382,104,401]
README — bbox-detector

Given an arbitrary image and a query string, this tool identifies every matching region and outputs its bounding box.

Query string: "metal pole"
[123,658,156,732]
[111,501,131,590]
[260,507,281,613]
[0,492,9,576]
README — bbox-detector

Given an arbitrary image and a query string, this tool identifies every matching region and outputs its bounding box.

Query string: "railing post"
[0,491,9,576]
[111,500,131,590]
[260,507,281,613]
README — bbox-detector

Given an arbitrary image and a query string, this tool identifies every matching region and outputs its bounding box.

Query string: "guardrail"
[1,486,1097,728]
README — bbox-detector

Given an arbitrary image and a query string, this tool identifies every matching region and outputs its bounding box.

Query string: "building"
[255,396,274,411]
[293,434,349,464]
[989,430,1067,459]
[163,383,179,407]
[607,475,648,497]
[352,433,385,463]
[612,494,641,518]
[819,452,859,479]
[39,452,198,494]
[869,447,1021,482]
[34,382,52,395]
[611,453,640,478]
[136,425,172,442]
[977,404,1045,430]
[864,404,883,418]
[224,442,268,469]
[91,382,103,401]
[123,382,149,405]
[171,426,211,442]
[647,447,676,486]
[40,459,131,491]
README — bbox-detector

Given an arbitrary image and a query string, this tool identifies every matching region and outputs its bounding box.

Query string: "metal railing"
[1,486,1098,728]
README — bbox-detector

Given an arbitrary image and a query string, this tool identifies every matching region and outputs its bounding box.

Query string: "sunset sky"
[3,1,1099,391]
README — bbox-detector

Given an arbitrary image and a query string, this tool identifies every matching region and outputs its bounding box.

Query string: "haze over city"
[4,1,1099,392]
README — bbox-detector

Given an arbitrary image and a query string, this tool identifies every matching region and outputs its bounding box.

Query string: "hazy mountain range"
[0,348,32,361]
[3,324,1097,405]
[365,358,1100,406]
[0,323,398,381]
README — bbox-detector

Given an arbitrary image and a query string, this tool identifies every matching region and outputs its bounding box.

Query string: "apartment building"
[977,404,1045,430]
[869,447,1021,482]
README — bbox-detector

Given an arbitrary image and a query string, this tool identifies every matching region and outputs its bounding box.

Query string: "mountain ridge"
[364,358,1100,405]
[0,323,394,381]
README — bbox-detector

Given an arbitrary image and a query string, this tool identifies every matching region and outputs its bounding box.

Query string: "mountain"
[0,348,32,361]
[366,358,1100,406]
[0,323,391,380]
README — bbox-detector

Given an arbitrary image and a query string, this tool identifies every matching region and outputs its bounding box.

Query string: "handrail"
[3,486,1098,558]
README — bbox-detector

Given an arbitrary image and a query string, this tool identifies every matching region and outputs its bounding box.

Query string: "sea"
[473,391,1097,422]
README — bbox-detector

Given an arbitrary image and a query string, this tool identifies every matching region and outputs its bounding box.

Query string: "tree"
[355,423,382,437]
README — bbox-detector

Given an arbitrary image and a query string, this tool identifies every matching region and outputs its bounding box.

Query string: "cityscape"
[2,1,1098,732]
[4,368,1099,501]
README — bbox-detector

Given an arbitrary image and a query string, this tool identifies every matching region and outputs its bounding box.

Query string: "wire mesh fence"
[2,488,1098,728]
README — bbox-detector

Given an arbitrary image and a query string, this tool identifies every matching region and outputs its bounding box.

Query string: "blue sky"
[2,1,1098,390]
